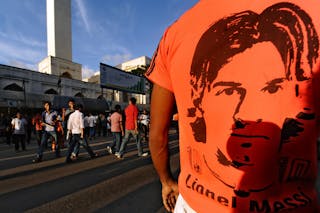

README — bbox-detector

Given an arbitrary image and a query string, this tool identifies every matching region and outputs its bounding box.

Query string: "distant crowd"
[0,97,150,163]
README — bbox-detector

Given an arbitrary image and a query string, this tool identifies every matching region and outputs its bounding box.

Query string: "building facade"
[0,64,111,113]
[0,63,150,114]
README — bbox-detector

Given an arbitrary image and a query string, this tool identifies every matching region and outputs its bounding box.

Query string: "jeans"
[37,131,60,159]
[118,129,143,156]
[140,124,149,142]
[110,132,122,153]
[89,127,95,138]
[12,134,26,150]
[67,134,95,160]
[35,130,42,146]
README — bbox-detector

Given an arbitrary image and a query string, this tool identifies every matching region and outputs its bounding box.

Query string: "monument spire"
[38,0,82,81]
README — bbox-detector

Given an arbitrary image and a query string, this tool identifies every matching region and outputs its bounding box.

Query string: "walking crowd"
[0,97,150,163]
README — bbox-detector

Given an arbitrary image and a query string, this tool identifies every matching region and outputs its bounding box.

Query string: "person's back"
[146,1,320,212]
[110,111,122,133]
[125,104,138,130]
[88,114,95,127]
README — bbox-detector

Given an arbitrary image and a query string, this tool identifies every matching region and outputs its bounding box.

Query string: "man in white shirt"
[11,112,27,151]
[88,113,96,140]
[66,104,97,163]
[139,109,150,142]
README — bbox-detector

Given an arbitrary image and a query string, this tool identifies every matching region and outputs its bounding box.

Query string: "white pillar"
[47,0,72,60]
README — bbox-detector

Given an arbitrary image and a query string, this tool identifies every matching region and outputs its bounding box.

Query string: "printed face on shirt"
[187,2,319,197]
[203,42,290,132]
[201,42,289,195]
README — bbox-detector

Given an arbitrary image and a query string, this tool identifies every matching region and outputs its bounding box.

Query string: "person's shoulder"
[69,111,76,117]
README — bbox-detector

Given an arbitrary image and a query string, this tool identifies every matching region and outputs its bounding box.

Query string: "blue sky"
[0,0,198,78]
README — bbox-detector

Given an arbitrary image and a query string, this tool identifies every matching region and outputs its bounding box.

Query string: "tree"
[130,65,149,76]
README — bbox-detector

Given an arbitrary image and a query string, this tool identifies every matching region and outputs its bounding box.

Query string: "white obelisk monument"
[38,0,82,80]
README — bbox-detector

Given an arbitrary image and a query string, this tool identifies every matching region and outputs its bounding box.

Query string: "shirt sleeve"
[80,113,84,129]
[145,27,173,92]
[67,115,72,130]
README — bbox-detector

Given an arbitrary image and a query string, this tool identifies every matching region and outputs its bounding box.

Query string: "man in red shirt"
[116,97,148,159]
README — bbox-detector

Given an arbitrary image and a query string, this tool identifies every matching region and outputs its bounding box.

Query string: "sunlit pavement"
[0,131,180,213]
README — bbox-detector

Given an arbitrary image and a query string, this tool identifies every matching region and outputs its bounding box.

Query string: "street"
[0,131,180,213]
[1,131,319,212]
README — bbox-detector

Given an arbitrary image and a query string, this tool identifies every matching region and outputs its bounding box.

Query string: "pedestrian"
[116,97,148,159]
[11,112,27,151]
[106,105,124,155]
[32,112,43,146]
[146,1,320,212]
[88,113,96,140]
[65,104,98,163]
[54,113,65,149]
[100,113,107,137]
[33,101,60,163]
[139,109,150,142]
[106,113,111,136]
[96,114,102,137]
[84,113,90,138]
[62,98,75,141]
[3,114,12,145]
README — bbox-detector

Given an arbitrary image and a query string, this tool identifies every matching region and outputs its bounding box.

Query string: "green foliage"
[130,65,149,76]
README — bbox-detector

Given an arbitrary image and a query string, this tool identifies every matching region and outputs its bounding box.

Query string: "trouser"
[174,194,196,213]
[118,130,143,156]
[37,131,60,159]
[5,129,11,145]
[89,127,95,138]
[110,132,122,153]
[12,134,26,150]
[140,124,149,141]
[68,134,95,159]
[35,130,42,146]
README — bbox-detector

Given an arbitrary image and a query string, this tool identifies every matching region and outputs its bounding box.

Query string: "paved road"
[1,132,319,212]
[0,132,180,213]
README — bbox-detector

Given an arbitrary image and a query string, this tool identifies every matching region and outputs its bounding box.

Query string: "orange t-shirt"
[32,114,43,131]
[146,0,320,212]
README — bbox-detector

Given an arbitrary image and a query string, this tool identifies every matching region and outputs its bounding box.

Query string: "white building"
[0,64,112,113]
[0,0,150,114]
[116,56,151,72]
[0,62,150,114]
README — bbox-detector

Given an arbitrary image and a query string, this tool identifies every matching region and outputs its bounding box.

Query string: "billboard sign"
[100,63,145,94]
